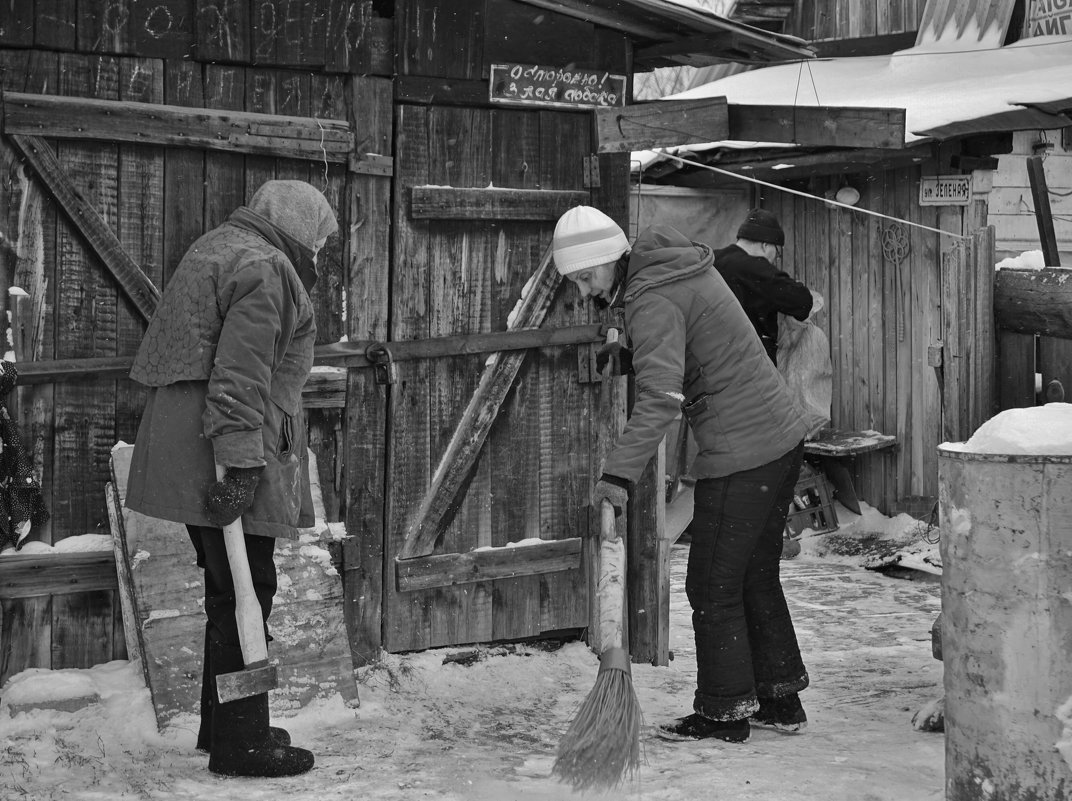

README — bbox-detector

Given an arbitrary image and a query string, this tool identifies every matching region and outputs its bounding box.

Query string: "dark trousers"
[186,525,277,649]
[686,441,809,720]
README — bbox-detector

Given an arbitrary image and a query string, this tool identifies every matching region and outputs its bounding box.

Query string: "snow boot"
[205,642,313,778]
[751,693,808,733]
[195,631,291,753]
[656,714,750,743]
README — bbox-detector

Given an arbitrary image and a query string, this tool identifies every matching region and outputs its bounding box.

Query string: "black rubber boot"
[657,713,750,743]
[751,693,808,733]
[195,631,292,754]
[205,643,313,778]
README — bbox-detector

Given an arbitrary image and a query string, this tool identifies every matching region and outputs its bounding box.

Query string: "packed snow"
[941,402,1072,455]
[0,501,945,801]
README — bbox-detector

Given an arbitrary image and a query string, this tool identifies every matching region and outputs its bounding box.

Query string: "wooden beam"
[3,91,353,163]
[599,101,905,154]
[728,105,906,150]
[409,186,588,220]
[8,135,161,321]
[808,32,918,58]
[994,268,1072,339]
[1027,155,1061,267]
[395,538,582,592]
[11,324,607,385]
[595,98,729,154]
[0,552,118,599]
[399,245,561,560]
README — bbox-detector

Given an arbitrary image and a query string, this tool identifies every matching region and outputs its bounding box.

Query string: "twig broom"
[552,499,641,792]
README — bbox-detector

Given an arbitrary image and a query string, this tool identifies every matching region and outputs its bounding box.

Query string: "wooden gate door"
[382,102,620,651]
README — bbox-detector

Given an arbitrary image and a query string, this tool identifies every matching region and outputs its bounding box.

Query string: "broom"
[552,498,642,792]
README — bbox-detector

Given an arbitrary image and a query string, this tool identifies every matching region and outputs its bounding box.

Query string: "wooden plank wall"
[770,162,981,514]
[0,47,350,682]
[0,0,391,75]
[789,0,927,39]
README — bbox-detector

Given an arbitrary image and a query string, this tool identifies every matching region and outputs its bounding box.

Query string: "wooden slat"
[52,53,122,547]
[3,91,353,162]
[399,243,561,560]
[537,109,590,636]
[384,103,435,651]
[0,552,118,598]
[627,439,669,666]
[343,75,393,663]
[7,134,161,321]
[396,538,582,592]
[397,0,485,80]
[409,186,587,221]
[195,0,249,62]
[0,595,51,686]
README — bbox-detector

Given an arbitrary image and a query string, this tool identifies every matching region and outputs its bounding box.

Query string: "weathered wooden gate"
[379,102,614,651]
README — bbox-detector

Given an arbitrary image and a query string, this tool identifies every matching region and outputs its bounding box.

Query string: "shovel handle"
[216,464,268,667]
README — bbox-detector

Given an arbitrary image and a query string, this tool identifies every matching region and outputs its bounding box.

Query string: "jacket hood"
[622,225,714,303]
[229,181,338,291]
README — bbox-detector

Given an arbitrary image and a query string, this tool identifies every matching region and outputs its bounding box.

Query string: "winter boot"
[656,713,750,743]
[195,631,291,753]
[205,642,313,777]
[751,693,808,733]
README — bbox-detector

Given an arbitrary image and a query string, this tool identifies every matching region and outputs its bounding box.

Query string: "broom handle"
[216,463,269,667]
[598,499,626,652]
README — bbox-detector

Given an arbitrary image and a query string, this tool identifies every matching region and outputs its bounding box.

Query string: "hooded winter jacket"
[601,225,807,484]
[125,180,338,538]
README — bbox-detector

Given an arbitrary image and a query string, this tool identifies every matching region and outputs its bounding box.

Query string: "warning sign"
[919,175,972,206]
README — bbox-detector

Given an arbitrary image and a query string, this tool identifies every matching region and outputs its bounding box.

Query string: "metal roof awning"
[517,0,816,68]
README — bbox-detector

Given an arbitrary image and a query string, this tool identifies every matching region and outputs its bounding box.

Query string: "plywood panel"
[111,444,357,728]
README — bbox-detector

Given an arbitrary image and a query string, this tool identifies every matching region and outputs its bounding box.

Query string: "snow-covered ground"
[0,500,944,801]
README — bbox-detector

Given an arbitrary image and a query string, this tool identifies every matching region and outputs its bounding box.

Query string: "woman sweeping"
[552,206,811,743]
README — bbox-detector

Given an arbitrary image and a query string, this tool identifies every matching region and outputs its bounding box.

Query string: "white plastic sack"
[778,295,832,438]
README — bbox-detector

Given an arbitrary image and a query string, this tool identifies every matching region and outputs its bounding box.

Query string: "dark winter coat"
[602,225,807,483]
[125,181,337,538]
[712,244,813,364]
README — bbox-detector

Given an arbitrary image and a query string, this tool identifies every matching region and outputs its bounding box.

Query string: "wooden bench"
[803,429,898,515]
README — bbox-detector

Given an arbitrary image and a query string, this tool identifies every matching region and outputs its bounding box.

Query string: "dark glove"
[595,341,633,376]
[592,476,629,518]
[205,466,264,527]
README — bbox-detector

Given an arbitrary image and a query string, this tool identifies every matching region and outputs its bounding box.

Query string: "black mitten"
[205,466,264,527]
[594,341,634,376]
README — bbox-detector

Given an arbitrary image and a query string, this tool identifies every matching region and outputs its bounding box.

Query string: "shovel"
[214,464,279,704]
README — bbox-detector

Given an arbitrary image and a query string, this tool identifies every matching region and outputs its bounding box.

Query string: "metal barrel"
[938,447,1072,801]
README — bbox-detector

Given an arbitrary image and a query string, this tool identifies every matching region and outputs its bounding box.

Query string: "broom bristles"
[552,664,642,792]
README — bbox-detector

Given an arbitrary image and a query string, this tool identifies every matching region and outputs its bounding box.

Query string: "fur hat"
[552,206,630,276]
[736,208,785,246]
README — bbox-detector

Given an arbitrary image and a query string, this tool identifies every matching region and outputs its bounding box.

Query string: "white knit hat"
[552,206,630,276]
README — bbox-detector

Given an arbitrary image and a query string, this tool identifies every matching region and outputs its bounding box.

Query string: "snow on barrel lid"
[942,403,1072,455]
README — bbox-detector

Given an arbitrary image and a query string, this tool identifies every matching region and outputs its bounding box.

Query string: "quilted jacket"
[125,181,337,538]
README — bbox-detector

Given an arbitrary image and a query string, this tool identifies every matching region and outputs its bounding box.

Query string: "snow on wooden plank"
[804,429,898,457]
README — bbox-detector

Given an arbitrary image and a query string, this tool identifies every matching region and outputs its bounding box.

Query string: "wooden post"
[1027,155,1070,406]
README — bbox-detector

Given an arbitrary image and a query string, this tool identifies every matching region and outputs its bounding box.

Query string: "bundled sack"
[778,293,832,439]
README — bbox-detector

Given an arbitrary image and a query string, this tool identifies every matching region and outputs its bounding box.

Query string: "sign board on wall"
[1025,0,1072,36]
[919,175,972,206]
[489,63,627,110]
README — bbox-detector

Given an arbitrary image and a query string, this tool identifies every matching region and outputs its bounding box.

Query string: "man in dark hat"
[715,208,814,365]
